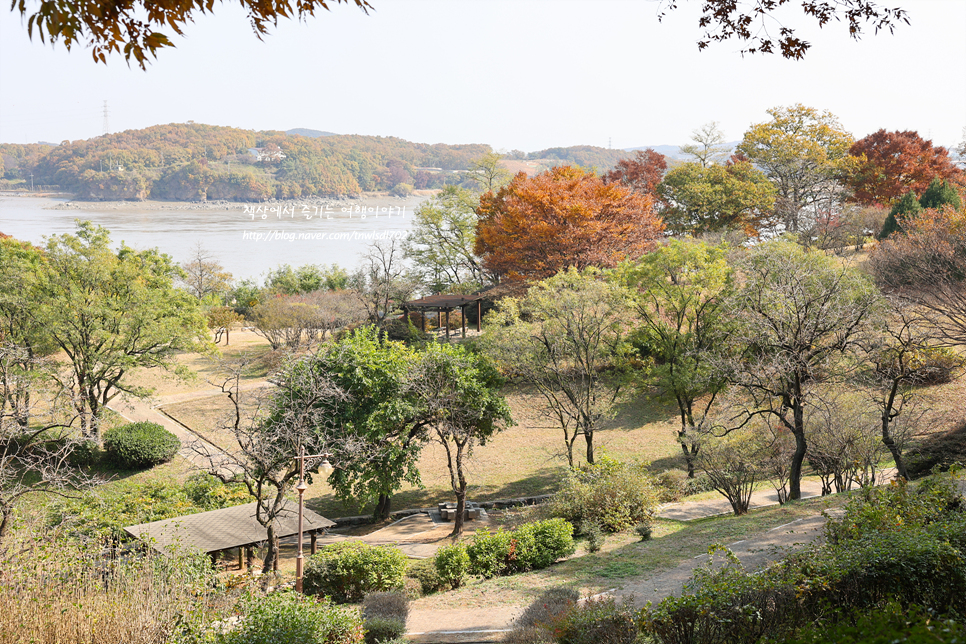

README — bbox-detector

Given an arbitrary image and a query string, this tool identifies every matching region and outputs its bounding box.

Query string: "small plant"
[434,543,470,589]
[466,519,575,578]
[584,521,605,553]
[303,542,407,603]
[102,421,180,469]
[361,591,409,644]
[362,616,405,644]
[219,591,364,644]
[505,587,579,644]
[634,523,652,542]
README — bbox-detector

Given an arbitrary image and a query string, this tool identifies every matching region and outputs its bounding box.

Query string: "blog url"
[242,230,407,242]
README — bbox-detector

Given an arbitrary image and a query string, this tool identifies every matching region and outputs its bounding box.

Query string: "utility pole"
[293,446,333,593]
[102,100,110,135]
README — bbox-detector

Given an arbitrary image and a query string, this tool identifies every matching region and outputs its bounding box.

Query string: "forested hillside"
[0,125,629,201]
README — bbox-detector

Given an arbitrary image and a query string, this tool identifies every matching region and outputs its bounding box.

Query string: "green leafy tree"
[466,151,512,194]
[738,104,853,233]
[721,240,881,500]
[406,343,512,536]
[919,177,962,210]
[879,191,922,240]
[37,222,209,439]
[619,239,734,478]
[657,160,777,236]
[483,268,631,467]
[402,185,487,293]
[292,327,427,520]
[679,122,731,168]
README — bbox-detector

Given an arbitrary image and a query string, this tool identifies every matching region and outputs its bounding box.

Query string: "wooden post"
[461,304,466,338]
[437,310,442,332]
[445,309,450,340]
[420,310,426,332]
[310,532,318,555]
[238,547,244,570]
[246,546,255,569]
[477,300,482,332]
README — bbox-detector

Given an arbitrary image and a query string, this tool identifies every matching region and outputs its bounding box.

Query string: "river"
[0,193,429,281]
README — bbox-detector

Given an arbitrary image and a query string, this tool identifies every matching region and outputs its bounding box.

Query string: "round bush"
[102,422,180,469]
[434,543,470,589]
[303,541,407,603]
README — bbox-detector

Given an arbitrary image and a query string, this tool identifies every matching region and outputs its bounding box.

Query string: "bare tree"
[718,240,881,500]
[189,356,346,573]
[179,243,233,302]
[0,344,100,541]
[349,240,417,323]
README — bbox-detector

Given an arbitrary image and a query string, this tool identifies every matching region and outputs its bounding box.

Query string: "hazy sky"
[1,0,964,152]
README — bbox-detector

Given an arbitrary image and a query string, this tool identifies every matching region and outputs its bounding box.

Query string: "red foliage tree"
[846,129,963,206]
[603,148,667,195]
[475,165,664,281]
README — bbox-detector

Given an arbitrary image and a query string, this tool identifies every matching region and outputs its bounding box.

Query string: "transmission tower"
[103,100,110,135]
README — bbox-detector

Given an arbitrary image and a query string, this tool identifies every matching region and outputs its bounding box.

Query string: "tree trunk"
[374,493,392,521]
[261,523,278,574]
[881,415,909,480]
[584,430,595,465]
[679,427,698,478]
[452,487,466,537]
[788,424,807,501]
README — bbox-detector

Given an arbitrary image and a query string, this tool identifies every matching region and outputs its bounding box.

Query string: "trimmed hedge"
[102,421,180,469]
[466,518,575,578]
[303,542,407,603]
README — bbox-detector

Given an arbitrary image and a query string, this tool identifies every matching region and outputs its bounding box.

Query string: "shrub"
[551,597,639,644]
[467,520,575,578]
[218,591,363,644]
[434,543,470,589]
[361,591,409,622]
[584,521,605,553]
[785,604,966,644]
[102,421,180,469]
[362,616,405,644]
[504,588,580,644]
[545,457,661,533]
[405,558,441,596]
[655,470,686,503]
[907,424,966,478]
[303,542,407,603]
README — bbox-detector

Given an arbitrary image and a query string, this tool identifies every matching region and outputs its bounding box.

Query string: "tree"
[191,356,345,573]
[657,160,777,236]
[13,0,908,68]
[738,104,854,232]
[603,149,667,196]
[179,243,233,302]
[402,186,487,293]
[265,263,349,295]
[0,345,100,541]
[38,222,209,439]
[879,178,961,239]
[482,268,630,467]
[467,152,512,194]
[846,129,963,206]
[206,306,243,344]
[349,240,416,323]
[290,326,428,520]
[475,166,663,282]
[659,0,909,59]
[620,239,734,478]
[406,343,512,536]
[721,239,881,500]
[871,203,966,348]
[679,122,731,168]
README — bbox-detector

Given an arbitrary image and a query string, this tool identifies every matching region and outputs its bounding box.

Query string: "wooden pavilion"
[124,500,335,571]
[401,293,484,340]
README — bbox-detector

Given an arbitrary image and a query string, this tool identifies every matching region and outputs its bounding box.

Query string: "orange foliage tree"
[603,148,667,196]
[475,165,663,281]
[846,129,963,206]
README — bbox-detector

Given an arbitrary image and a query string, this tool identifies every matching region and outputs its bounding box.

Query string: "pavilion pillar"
[477,300,482,332]
[445,310,450,340]
[420,310,426,332]
[437,310,442,331]
[461,305,466,338]
[311,532,318,555]
[246,546,255,569]
[238,547,244,570]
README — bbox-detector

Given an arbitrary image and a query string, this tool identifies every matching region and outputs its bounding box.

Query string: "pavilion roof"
[401,293,483,310]
[124,500,334,554]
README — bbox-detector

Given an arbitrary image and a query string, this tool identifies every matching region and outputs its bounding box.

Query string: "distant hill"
[528,145,628,170]
[286,128,339,138]
[625,142,740,161]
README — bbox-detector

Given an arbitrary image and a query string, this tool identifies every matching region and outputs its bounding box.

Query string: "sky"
[0,0,964,152]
